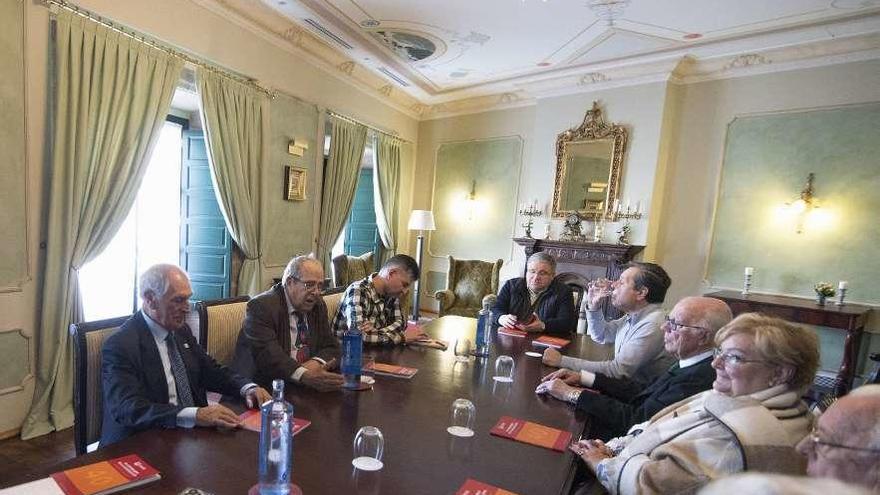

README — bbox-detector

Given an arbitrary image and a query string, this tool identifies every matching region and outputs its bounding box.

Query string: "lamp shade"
[408,210,436,231]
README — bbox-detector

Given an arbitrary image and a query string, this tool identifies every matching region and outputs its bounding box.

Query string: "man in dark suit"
[232,256,342,391]
[536,296,732,440]
[100,264,270,447]
[492,252,576,335]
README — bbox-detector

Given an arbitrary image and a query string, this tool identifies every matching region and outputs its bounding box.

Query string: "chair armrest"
[481,294,497,309]
[434,290,456,311]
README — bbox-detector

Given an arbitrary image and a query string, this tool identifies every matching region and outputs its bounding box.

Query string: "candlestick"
[838,280,848,290]
[744,266,754,276]
[836,287,847,306]
[742,269,753,296]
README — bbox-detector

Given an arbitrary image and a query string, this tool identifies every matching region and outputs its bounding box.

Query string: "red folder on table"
[498,328,527,338]
[364,361,418,379]
[50,454,160,495]
[239,410,311,435]
[531,335,571,349]
[489,416,572,452]
[455,478,519,495]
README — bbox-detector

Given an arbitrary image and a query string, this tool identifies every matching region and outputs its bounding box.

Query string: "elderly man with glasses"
[537,297,732,440]
[232,255,343,391]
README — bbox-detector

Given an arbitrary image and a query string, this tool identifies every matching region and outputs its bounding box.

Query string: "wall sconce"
[778,173,831,234]
[465,180,478,221]
[288,138,309,157]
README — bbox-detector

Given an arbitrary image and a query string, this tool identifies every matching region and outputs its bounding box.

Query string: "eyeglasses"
[663,316,709,333]
[293,278,322,292]
[527,269,553,278]
[807,426,880,454]
[712,348,768,367]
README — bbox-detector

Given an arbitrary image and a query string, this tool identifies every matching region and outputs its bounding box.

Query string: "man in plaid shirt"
[332,254,428,345]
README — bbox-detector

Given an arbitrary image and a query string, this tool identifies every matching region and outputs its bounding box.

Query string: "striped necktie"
[294,313,310,363]
[165,332,195,407]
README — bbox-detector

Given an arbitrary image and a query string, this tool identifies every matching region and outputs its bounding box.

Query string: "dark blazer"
[492,277,576,335]
[231,283,340,388]
[578,355,716,440]
[100,311,249,447]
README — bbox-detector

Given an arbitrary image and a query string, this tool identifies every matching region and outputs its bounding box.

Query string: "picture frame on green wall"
[285,166,307,201]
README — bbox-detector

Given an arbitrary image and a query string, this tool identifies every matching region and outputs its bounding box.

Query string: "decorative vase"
[816,294,826,306]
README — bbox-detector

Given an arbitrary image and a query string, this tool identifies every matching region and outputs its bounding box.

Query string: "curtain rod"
[43,0,276,98]
[328,111,411,144]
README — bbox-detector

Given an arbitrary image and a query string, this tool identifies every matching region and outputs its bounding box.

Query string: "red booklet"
[49,454,160,495]
[364,361,418,379]
[489,416,572,452]
[531,336,571,349]
[498,328,527,338]
[239,410,311,435]
[455,478,519,495]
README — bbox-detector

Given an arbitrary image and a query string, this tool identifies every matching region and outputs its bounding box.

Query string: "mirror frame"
[552,102,628,219]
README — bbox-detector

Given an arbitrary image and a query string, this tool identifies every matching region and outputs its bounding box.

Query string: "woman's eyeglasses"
[712,348,767,367]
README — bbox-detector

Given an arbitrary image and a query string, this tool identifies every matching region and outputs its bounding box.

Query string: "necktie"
[294,313,310,363]
[166,332,195,407]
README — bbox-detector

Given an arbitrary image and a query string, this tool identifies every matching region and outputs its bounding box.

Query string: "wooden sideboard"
[513,238,644,319]
[705,290,873,396]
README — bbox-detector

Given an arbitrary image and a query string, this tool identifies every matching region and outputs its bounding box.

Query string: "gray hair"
[527,252,557,274]
[281,255,321,285]
[139,264,187,298]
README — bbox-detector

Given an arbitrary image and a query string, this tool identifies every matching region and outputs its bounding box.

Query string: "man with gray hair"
[101,264,270,446]
[232,255,342,391]
[492,252,576,334]
[537,296,732,440]
[796,384,880,490]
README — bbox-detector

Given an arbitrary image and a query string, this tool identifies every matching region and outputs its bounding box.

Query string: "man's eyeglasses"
[663,316,709,333]
[527,269,553,278]
[807,426,880,454]
[293,278,322,292]
[712,348,767,367]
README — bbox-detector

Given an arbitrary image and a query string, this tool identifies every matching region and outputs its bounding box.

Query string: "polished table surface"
[6,317,590,494]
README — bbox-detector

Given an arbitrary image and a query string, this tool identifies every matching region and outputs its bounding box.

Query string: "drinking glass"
[493,355,515,382]
[454,339,472,362]
[447,398,476,437]
[352,426,384,471]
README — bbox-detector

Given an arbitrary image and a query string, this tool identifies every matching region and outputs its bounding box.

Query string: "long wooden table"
[4,316,589,494]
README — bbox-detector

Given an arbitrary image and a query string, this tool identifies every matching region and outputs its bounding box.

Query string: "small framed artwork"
[285,166,307,201]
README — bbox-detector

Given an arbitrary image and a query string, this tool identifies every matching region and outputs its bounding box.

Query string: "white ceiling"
[211,0,880,117]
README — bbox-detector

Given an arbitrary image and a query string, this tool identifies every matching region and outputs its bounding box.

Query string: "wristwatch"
[566,389,581,404]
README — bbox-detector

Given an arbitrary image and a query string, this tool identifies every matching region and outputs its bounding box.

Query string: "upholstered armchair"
[434,256,503,318]
[331,251,374,288]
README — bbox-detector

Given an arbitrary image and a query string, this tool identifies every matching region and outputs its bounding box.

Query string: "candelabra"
[519,203,543,238]
[611,201,642,245]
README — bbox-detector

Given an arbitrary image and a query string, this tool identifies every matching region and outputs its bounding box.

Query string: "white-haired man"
[101,264,270,446]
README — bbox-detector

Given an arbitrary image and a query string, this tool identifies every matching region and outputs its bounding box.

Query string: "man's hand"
[245,386,272,409]
[498,314,518,328]
[195,404,241,429]
[535,378,581,402]
[404,323,428,343]
[569,439,614,472]
[586,278,612,310]
[358,321,376,333]
[541,368,581,385]
[520,314,544,332]
[301,368,344,392]
[542,347,563,367]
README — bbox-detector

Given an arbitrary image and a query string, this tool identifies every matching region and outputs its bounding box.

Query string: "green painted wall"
[708,103,880,376]
[0,0,27,289]
[429,137,522,261]
[262,94,319,268]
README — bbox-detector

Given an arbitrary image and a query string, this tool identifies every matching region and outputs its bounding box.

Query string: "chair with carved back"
[71,315,130,455]
[434,256,503,318]
[196,296,250,366]
[331,252,374,288]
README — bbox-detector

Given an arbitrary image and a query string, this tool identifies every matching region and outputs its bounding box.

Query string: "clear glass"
[352,426,384,471]
[493,355,515,382]
[454,338,472,362]
[447,398,476,437]
[258,379,293,494]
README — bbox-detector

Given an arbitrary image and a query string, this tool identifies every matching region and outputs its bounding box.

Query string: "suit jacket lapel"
[134,312,170,403]
[274,284,292,353]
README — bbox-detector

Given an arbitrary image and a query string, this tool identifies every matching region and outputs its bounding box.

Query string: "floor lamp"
[407,210,435,322]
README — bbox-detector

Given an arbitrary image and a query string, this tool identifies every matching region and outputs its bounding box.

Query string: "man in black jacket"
[536,296,732,440]
[492,252,576,335]
[231,256,342,391]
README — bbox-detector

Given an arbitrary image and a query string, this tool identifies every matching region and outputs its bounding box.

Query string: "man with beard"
[232,256,343,391]
[101,264,270,446]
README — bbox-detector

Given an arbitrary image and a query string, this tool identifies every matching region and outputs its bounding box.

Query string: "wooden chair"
[70,315,130,455]
[554,272,590,312]
[196,296,250,366]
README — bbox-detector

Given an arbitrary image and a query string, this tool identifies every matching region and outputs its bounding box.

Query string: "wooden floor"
[0,428,75,486]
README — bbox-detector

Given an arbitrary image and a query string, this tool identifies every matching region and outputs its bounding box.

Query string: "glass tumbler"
[493,355,515,382]
[454,338,472,362]
[352,426,384,471]
[447,398,476,437]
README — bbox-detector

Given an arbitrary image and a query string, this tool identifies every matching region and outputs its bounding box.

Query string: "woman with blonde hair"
[572,313,819,495]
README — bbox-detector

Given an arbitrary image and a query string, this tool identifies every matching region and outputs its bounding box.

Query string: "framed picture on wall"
[285,166,307,201]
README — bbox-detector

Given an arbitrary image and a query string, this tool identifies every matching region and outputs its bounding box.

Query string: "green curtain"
[373,133,401,264]
[316,116,368,269]
[22,11,182,439]
[197,69,268,296]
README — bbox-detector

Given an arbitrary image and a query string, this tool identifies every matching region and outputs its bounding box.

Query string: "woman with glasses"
[571,313,818,495]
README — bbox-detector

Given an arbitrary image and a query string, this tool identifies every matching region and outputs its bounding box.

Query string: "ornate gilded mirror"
[552,102,628,219]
